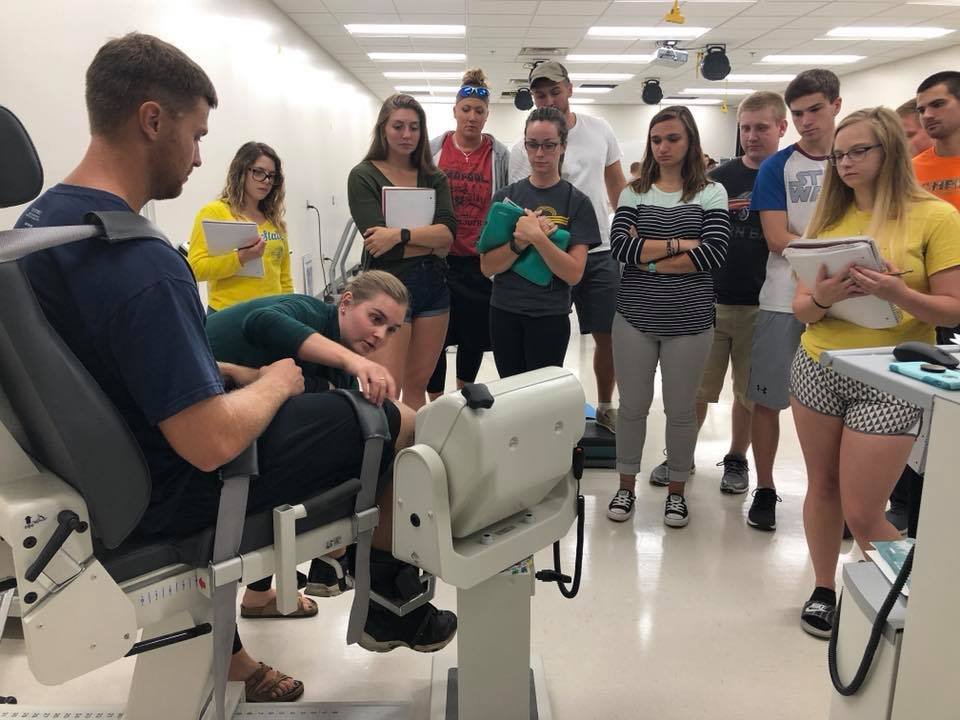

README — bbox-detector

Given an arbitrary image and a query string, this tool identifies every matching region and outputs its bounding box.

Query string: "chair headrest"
[0,106,43,209]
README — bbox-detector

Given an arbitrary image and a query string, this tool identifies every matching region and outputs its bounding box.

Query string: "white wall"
[423,102,741,177]
[0,0,381,299]
[782,44,960,146]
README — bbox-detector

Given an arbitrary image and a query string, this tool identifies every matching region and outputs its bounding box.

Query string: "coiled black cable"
[535,446,585,599]
[828,545,914,696]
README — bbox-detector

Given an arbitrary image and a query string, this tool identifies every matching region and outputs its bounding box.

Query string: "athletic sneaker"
[747,487,781,531]
[595,407,618,434]
[304,555,353,597]
[801,587,837,639]
[649,457,696,486]
[607,488,636,521]
[361,602,458,653]
[718,453,750,494]
[663,493,689,528]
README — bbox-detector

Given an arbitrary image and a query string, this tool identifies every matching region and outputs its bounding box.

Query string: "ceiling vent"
[518,47,568,57]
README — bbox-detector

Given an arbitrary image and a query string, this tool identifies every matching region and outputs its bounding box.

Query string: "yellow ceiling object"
[720,97,729,113]
[664,0,685,25]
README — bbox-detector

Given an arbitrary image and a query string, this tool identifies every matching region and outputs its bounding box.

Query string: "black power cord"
[306,203,329,295]
[535,445,585,599]
[828,545,915,696]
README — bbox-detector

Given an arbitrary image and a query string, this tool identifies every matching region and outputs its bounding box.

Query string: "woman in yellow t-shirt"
[790,107,960,638]
[189,142,293,312]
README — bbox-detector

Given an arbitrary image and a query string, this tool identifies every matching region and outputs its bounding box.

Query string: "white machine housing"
[394,367,584,589]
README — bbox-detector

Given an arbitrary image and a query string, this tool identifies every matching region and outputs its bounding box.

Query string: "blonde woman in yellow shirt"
[189,142,293,311]
[790,107,960,638]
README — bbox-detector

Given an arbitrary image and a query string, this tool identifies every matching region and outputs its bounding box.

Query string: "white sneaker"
[607,488,636,522]
[595,407,618,434]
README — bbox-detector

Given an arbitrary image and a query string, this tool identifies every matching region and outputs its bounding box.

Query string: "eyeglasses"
[249,167,282,185]
[457,86,490,99]
[524,139,562,152]
[828,144,882,166]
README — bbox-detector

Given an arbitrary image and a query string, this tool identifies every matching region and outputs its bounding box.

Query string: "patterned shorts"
[790,349,923,436]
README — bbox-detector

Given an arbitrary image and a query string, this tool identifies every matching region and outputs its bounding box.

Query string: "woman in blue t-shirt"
[606,106,731,530]
[479,107,600,378]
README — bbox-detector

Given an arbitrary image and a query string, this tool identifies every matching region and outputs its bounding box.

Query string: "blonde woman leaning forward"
[791,107,960,639]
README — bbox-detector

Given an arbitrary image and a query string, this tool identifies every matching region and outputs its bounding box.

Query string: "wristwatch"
[400,228,411,245]
[647,261,657,273]
[509,238,523,255]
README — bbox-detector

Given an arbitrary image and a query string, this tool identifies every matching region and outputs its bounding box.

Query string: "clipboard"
[381,186,435,229]
[783,235,900,329]
[201,219,264,278]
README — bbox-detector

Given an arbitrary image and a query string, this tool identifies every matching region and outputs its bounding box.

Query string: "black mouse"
[893,341,959,369]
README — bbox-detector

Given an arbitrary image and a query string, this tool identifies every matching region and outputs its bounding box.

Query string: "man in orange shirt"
[915,71,960,210]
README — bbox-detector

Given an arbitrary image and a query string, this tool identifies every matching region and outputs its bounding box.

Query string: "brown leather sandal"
[240,593,318,619]
[244,662,304,703]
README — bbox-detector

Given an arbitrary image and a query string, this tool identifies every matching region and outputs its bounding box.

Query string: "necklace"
[452,134,482,159]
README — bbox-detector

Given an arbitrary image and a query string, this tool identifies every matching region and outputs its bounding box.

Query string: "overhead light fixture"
[569,72,634,81]
[724,73,795,83]
[565,54,655,63]
[662,97,722,105]
[682,87,755,95]
[569,98,596,104]
[588,26,710,40]
[664,0,685,24]
[575,86,614,94]
[760,54,864,65]
[700,45,730,81]
[616,1,755,3]
[907,1,960,5]
[346,24,465,36]
[826,26,953,40]
[394,85,461,93]
[368,52,465,62]
[384,71,464,79]
[642,79,664,105]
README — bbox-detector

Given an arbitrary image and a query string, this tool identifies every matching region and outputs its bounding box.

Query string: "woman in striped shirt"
[606,106,731,528]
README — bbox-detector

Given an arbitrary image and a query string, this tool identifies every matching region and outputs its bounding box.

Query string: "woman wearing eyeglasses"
[188,142,293,312]
[479,107,600,378]
[426,68,510,398]
[790,107,960,639]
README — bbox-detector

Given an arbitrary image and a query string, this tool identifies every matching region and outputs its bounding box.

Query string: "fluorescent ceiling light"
[346,24,464,36]
[569,98,596,104]
[760,54,864,65]
[394,85,460,93]
[384,71,464,79]
[588,26,710,40]
[724,73,795,83]
[908,1,960,5]
[569,72,634,81]
[368,52,465,62]
[575,86,614,94]
[826,26,953,40]
[682,87,756,95]
[662,97,722,106]
[409,95,456,104]
[565,54,655,63]
[615,1,753,3]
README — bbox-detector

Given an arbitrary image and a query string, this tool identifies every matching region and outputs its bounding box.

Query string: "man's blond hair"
[737,91,787,122]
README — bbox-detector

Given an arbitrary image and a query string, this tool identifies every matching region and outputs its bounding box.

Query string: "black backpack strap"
[85,211,169,245]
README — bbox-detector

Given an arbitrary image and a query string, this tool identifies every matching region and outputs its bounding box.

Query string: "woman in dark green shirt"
[347,94,457,410]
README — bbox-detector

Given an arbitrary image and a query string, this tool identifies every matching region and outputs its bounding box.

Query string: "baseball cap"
[529,61,569,85]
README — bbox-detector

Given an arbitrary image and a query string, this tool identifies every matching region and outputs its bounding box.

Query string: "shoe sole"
[606,509,634,522]
[664,515,689,528]
[800,619,832,639]
[720,483,749,495]
[746,518,776,531]
[358,629,456,654]
[595,419,616,434]
[304,582,350,598]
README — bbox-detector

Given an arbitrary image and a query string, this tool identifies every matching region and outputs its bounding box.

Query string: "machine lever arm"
[24,510,85,582]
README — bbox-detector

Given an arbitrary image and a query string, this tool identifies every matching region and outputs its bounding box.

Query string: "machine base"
[429,652,553,720]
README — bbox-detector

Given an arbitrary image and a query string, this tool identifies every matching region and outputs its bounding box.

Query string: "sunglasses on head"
[458,86,490,99]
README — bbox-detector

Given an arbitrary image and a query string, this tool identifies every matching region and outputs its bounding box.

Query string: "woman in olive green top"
[348,93,457,410]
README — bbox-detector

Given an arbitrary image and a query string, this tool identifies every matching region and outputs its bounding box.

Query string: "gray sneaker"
[595,407,618,434]
[649,458,696,486]
[719,453,750,494]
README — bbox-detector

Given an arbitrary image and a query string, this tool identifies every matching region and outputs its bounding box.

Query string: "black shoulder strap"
[85,211,169,244]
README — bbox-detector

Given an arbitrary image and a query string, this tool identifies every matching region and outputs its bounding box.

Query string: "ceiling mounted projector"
[653,44,689,67]
[642,79,664,105]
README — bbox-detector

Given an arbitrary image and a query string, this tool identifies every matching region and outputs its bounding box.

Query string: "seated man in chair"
[14,32,456,702]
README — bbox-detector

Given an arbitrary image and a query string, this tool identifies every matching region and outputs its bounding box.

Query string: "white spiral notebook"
[783,236,901,329]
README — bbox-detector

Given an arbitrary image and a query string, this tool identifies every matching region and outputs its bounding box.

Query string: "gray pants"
[612,312,714,482]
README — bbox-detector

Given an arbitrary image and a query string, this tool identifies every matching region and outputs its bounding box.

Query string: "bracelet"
[508,238,523,255]
[667,238,677,257]
[812,295,832,310]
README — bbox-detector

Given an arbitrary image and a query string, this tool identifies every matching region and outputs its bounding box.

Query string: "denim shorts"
[400,255,450,322]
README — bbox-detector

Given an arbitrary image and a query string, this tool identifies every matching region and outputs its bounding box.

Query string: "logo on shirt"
[534,205,569,227]
[729,194,752,222]
[788,169,823,204]
[922,177,960,194]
